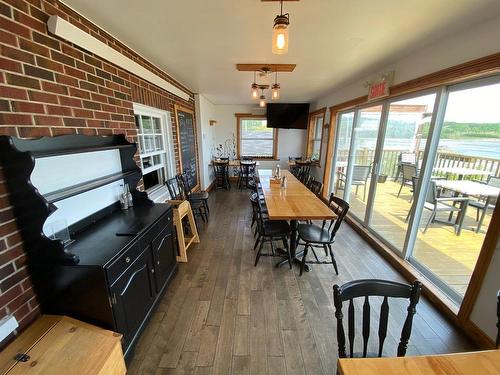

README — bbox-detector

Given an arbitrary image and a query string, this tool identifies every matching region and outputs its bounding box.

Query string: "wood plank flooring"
[127,188,475,375]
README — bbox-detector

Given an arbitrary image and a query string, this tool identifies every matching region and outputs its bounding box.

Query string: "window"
[236,115,278,158]
[133,103,175,202]
[306,108,326,162]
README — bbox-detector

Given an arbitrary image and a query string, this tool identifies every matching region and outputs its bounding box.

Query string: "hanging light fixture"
[259,88,266,108]
[251,71,259,99]
[271,71,280,100]
[272,0,289,55]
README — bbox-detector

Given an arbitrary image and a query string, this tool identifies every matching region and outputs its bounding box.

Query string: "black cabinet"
[151,222,175,293]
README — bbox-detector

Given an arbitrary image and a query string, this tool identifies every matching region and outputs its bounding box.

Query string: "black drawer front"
[139,211,172,250]
[106,241,143,284]
[151,221,176,293]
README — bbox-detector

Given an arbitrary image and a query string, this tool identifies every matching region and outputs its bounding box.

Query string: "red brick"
[85,73,104,86]
[67,87,90,100]
[1,45,35,64]
[76,127,96,136]
[58,95,81,107]
[0,30,17,47]
[84,54,102,69]
[32,31,60,50]
[19,38,50,57]
[93,111,111,120]
[11,101,45,114]
[102,62,117,75]
[7,286,34,312]
[79,81,98,92]
[0,127,17,136]
[51,127,76,136]
[3,0,28,13]
[34,115,63,126]
[101,104,117,113]
[97,86,113,96]
[0,266,27,292]
[42,81,67,95]
[29,4,48,23]
[55,73,78,87]
[0,112,32,126]
[63,117,86,127]
[28,90,58,104]
[35,55,64,73]
[0,56,22,73]
[46,105,71,116]
[50,49,74,66]
[13,10,46,33]
[0,243,24,266]
[64,65,86,80]
[97,128,113,136]
[0,15,31,38]
[6,232,22,247]
[5,73,40,89]
[86,119,104,128]
[0,2,11,17]
[24,64,54,81]
[75,60,94,74]
[18,126,50,138]
[72,108,92,118]
[82,100,100,110]
[0,262,15,280]
[61,44,83,60]
[0,285,22,308]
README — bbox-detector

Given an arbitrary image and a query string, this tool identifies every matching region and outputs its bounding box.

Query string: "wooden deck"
[341,180,492,297]
[127,188,473,374]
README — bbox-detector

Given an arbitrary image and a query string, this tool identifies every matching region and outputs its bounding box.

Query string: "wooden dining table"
[337,349,500,375]
[257,169,336,270]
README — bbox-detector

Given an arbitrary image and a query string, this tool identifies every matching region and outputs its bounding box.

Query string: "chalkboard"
[175,105,199,191]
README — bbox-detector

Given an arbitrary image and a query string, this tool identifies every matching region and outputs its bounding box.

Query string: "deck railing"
[336,149,500,180]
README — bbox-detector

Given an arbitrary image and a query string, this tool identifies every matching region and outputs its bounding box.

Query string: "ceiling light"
[259,89,266,107]
[271,72,280,100]
[272,1,289,55]
[251,72,259,99]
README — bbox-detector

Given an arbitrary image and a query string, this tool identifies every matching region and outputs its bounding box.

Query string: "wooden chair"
[297,194,349,276]
[165,177,207,224]
[213,160,230,190]
[238,161,256,190]
[177,172,210,216]
[251,198,292,268]
[309,180,323,196]
[397,163,418,198]
[333,279,422,358]
[296,160,311,183]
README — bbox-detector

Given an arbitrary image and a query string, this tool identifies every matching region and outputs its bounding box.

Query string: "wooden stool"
[168,200,200,262]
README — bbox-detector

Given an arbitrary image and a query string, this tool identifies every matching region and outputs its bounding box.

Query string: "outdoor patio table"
[433,166,491,180]
[434,179,499,232]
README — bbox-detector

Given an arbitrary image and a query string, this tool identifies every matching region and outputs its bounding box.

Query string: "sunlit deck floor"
[336,180,492,298]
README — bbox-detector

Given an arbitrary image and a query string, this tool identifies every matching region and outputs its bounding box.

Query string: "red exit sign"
[368,79,390,101]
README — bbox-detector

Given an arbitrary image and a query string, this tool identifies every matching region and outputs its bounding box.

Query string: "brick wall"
[0,0,196,337]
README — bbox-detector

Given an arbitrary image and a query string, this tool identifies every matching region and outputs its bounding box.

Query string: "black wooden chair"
[289,156,302,176]
[496,290,499,349]
[333,279,422,358]
[296,160,312,183]
[238,161,256,190]
[177,172,210,217]
[213,160,230,190]
[297,194,350,276]
[309,180,323,196]
[251,198,292,268]
[165,177,207,224]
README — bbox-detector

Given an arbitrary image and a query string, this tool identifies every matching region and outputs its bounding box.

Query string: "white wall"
[213,104,307,171]
[195,94,217,190]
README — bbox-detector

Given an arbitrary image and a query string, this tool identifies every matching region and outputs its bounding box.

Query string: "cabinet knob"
[157,261,160,265]
[125,256,131,263]
[151,268,155,273]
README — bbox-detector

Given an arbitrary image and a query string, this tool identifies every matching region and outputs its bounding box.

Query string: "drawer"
[106,241,143,284]
[138,211,172,250]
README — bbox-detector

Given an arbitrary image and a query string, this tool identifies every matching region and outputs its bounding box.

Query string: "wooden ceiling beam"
[236,64,296,72]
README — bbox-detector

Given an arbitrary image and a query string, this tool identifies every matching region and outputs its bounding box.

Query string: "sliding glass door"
[329,75,500,305]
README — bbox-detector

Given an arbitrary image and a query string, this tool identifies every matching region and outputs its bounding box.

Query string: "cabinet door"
[151,223,176,293]
[110,248,155,348]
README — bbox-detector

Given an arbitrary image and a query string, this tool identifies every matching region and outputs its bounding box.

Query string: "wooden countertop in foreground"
[338,350,500,375]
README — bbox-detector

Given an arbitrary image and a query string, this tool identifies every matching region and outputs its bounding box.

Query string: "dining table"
[435,179,500,232]
[257,169,336,270]
[337,349,500,375]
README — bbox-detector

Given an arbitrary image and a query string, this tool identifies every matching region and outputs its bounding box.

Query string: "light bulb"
[272,83,280,100]
[276,33,285,49]
[272,23,289,54]
[251,83,258,99]
[259,95,266,108]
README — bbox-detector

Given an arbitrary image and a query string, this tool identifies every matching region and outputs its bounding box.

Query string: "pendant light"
[259,88,266,108]
[272,0,289,55]
[251,71,259,99]
[271,71,280,100]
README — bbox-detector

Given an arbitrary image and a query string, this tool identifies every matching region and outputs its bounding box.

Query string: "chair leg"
[282,237,292,269]
[300,244,309,276]
[423,211,436,233]
[363,184,367,201]
[397,181,404,197]
[328,244,339,275]
[253,235,261,251]
[255,239,264,267]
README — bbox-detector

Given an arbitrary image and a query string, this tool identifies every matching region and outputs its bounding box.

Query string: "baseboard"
[205,180,215,193]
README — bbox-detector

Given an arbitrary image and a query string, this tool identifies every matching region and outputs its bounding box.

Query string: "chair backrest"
[309,180,323,196]
[425,180,438,205]
[488,176,500,188]
[165,177,184,200]
[400,153,416,164]
[333,279,422,358]
[241,156,253,161]
[402,163,417,181]
[250,194,266,235]
[176,173,191,196]
[496,290,499,349]
[352,165,371,182]
[214,161,229,175]
[289,156,302,161]
[327,194,350,242]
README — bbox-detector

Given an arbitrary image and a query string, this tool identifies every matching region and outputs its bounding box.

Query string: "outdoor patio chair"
[469,175,500,226]
[397,163,418,198]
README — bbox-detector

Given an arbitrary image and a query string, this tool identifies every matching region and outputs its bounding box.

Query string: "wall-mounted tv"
[266,103,310,129]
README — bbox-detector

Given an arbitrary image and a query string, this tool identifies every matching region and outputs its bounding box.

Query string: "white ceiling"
[62,0,500,105]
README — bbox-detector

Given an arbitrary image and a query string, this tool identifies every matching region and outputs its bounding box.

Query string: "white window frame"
[237,116,278,159]
[133,103,175,202]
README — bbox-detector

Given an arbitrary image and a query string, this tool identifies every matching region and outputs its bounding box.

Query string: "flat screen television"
[266,103,310,129]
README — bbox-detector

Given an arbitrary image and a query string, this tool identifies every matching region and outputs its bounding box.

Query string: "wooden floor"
[127,188,474,375]
[341,180,491,297]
